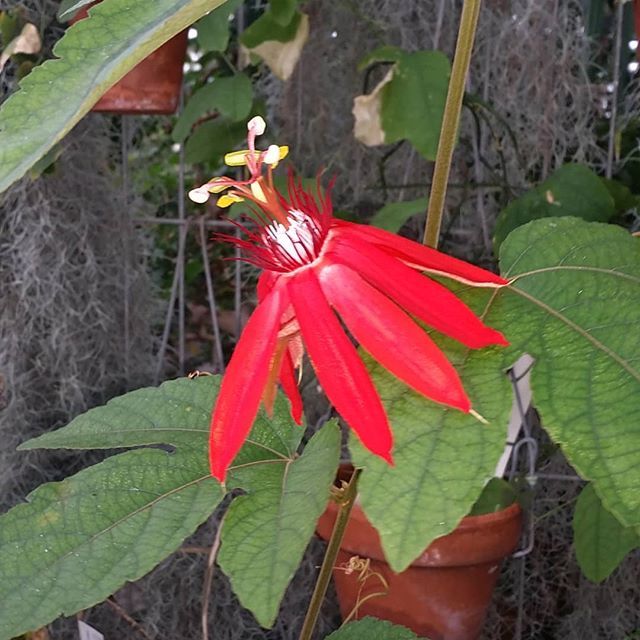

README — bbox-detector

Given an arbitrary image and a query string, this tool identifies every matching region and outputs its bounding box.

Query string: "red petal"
[318,263,471,412]
[332,221,507,286]
[279,349,303,424]
[209,285,287,482]
[287,268,393,462]
[257,271,279,301]
[328,235,509,349]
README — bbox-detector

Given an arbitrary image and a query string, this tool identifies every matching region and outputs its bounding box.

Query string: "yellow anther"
[250,180,267,202]
[224,150,252,167]
[217,193,244,208]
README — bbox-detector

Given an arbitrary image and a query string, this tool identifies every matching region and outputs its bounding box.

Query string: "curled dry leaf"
[352,68,394,147]
[244,12,309,81]
[0,23,42,70]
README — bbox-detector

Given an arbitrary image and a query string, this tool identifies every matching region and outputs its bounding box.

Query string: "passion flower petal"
[209,285,288,482]
[287,268,393,462]
[318,262,471,412]
[327,235,508,349]
[333,221,508,286]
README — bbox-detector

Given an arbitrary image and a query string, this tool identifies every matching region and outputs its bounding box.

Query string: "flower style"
[190,116,509,483]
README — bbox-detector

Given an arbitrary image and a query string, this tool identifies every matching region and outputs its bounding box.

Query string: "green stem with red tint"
[299,468,362,640]
[423,0,482,249]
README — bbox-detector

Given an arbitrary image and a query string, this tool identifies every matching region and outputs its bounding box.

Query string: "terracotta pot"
[316,468,522,640]
[71,4,187,114]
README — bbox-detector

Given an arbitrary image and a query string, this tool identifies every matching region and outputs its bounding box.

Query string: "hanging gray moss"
[0,117,157,510]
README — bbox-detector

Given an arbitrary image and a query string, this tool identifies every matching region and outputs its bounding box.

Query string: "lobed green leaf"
[218,422,341,627]
[494,217,640,528]
[352,338,512,572]
[2,376,316,637]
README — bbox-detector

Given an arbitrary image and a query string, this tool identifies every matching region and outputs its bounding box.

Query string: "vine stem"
[299,468,362,640]
[423,0,482,248]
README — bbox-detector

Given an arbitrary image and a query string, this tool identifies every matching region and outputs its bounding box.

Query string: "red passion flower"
[190,117,509,482]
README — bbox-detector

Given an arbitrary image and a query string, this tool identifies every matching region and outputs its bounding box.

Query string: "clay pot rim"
[455,499,521,528]
[321,463,523,567]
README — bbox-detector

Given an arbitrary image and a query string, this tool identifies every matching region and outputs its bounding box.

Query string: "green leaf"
[468,477,516,516]
[573,484,639,583]
[494,217,640,528]
[269,0,302,26]
[601,177,638,213]
[0,10,20,46]
[241,8,301,48]
[326,617,427,639]
[493,164,615,251]
[57,0,95,21]
[352,338,513,572]
[20,376,218,451]
[195,0,242,52]
[4,376,314,638]
[381,50,450,160]
[172,74,253,142]
[1,377,226,639]
[0,0,225,194]
[358,45,405,71]
[184,118,246,165]
[218,421,341,627]
[370,197,427,232]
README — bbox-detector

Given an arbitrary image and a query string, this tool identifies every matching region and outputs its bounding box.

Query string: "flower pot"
[316,468,522,640]
[71,4,187,114]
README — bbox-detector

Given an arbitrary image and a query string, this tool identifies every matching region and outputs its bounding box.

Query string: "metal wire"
[121,115,132,386]
[198,218,225,373]
[177,87,186,376]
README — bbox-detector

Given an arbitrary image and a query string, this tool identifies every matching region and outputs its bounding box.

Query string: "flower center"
[264,210,322,269]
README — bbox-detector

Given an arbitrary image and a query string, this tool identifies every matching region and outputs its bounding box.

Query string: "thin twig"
[202,516,226,640]
[106,598,153,640]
